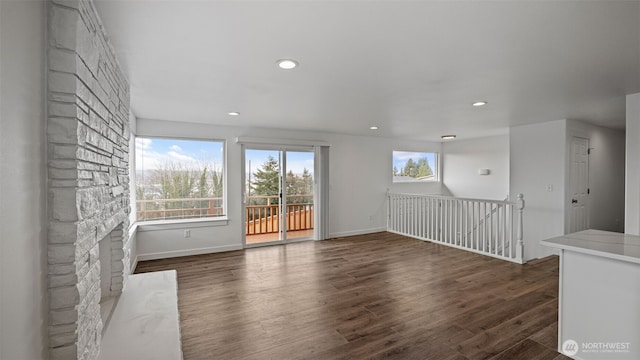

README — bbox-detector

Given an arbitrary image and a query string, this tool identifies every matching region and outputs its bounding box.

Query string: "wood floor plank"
[135,232,566,360]
[528,323,561,351]
[456,289,556,333]
[488,339,561,360]
[457,300,559,359]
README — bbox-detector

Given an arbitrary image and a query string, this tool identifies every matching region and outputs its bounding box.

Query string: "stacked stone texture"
[47,0,131,359]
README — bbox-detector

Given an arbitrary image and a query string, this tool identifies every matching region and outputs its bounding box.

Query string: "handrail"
[389,193,517,206]
[387,192,525,264]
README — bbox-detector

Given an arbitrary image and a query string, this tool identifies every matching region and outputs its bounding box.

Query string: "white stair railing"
[387,193,525,264]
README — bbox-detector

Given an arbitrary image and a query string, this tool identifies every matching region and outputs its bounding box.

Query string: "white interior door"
[569,137,590,233]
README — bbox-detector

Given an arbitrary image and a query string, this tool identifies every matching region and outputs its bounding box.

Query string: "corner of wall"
[510,119,567,260]
[626,93,640,235]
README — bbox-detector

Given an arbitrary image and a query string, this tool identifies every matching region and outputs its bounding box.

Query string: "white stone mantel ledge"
[100,270,183,360]
[541,229,640,264]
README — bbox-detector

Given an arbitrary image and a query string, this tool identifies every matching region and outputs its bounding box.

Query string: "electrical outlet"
[546,184,554,192]
[184,229,191,238]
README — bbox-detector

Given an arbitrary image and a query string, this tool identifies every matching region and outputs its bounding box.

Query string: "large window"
[135,137,225,222]
[392,150,438,182]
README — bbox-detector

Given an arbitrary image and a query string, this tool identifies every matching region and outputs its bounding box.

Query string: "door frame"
[241,144,317,248]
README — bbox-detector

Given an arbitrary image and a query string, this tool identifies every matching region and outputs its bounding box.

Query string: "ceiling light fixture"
[472,101,487,107]
[277,59,299,70]
[227,112,240,116]
[441,135,457,140]
[369,126,379,130]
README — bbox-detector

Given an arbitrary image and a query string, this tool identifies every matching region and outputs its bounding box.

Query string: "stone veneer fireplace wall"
[47,0,132,359]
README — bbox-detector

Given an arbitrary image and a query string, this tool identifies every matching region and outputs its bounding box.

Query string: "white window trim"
[134,136,228,225]
[392,150,441,183]
[236,136,330,147]
[137,217,229,232]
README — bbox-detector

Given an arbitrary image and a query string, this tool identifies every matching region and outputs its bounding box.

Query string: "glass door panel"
[245,149,282,245]
[284,150,315,241]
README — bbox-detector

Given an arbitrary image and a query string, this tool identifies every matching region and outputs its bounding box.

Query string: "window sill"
[392,180,441,184]
[136,217,229,232]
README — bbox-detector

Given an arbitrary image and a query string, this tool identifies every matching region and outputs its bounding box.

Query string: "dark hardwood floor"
[135,232,571,360]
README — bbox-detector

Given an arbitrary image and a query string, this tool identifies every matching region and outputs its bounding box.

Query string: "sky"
[245,149,314,176]
[136,138,314,176]
[136,138,224,173]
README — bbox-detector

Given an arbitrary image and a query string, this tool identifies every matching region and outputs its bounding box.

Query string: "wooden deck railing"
[245,195,314,235]
[246,203,314,235]
[137,197,224,221]
[137,195,314,236]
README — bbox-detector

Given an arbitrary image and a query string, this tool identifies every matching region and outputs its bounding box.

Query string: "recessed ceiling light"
[369,126,379,130]
[228,112,240,116]
[277,59,299,70]
[472,101,487,107]
[441,135,457,140]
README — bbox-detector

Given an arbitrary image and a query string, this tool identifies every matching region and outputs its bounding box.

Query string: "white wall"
[510,120,567,260]
[442,134,509,200]
[0,1,48,359]
[135,119,442,260]
[565,119,626,233]
[510,118,626,260]
[626,93,640,235]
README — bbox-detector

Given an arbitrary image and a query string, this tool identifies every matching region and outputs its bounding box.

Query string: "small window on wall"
[392,151,438,183]
[135,137,225,222]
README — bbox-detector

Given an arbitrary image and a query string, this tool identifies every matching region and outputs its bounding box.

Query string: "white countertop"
[540,229,640,264]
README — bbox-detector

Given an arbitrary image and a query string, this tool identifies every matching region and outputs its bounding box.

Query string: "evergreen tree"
[399,158,433,178]
[210,168,223,197]
[197,165,208,198]
[402,158,418,177]
[416,158,433,178]
[301,168,313,195]
[252,155,280,199]
[285,168,313,203]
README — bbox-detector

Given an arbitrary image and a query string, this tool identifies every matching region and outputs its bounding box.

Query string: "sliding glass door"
[244,147,315,246]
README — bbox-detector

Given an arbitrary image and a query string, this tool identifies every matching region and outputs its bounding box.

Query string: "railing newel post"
[516,193,525,263]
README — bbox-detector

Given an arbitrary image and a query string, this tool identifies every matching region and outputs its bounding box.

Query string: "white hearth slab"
[100,270,183,360]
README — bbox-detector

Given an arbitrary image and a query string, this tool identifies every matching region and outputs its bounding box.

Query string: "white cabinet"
[541,230,640,360]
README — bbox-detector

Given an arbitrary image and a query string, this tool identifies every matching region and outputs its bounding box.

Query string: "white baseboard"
[329,227,387,239]
[137,244,243,262]
[135,228,389,262]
